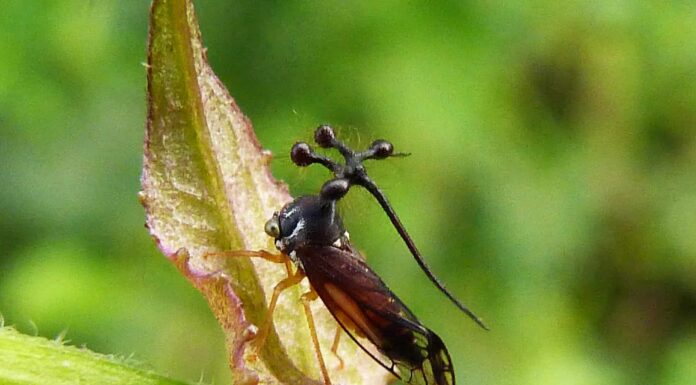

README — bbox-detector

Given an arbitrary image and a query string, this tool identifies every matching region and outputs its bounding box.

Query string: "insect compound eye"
[291,142,315,167]
[264,217,281,238]
[370,139,394,159]
[320,178,350,201]
[314,124,336,148]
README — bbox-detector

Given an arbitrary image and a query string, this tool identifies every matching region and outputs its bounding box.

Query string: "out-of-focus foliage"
[0,1,694,385]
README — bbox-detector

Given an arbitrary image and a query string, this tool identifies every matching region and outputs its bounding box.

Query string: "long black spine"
[361,176,489,330]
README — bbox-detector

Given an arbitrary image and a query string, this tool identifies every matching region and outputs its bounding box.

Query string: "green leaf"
[140,0,390,384]
[0,327,194,385]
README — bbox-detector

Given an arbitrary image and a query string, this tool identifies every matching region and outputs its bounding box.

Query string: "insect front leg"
[203,249,287,264]
[301,289,333,385]
[204,249,295,279]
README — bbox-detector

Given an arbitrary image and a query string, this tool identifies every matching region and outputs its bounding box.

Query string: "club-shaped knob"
[369,139,394,159]
[314,124,336,148]
[291,142,314,167]
[320,178,350,201]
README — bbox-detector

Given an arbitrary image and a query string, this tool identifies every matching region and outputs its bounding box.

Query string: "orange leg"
[205,249,332,382]
[301,289,332,385]
[283,258,294,276]
[203,249,287,264]
[251,270,306,353]
[204,250,299,353]
[330,326,345,370]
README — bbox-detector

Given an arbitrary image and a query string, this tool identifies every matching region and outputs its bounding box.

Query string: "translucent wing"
[296,244,455,385]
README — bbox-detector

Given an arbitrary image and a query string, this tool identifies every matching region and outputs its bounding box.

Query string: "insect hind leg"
[330,326,345,370]
[301,289,333,385]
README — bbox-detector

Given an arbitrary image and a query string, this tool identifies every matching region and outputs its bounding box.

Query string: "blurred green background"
[1,1,695,384]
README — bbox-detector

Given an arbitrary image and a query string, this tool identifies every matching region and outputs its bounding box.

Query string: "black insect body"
[222,125,486,385]
[267,184,454,385]
[257,125,486,385]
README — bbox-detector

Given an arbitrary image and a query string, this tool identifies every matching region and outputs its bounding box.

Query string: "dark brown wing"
[296,244,455,385]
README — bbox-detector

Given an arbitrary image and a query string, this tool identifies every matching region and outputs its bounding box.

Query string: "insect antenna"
[290,124,489,330]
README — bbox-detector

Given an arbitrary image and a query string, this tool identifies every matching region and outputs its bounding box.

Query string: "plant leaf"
[0,327,195,385]
[140,0,390,384]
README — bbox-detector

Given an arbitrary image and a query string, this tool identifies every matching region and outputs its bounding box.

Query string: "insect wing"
[297,244,455,385]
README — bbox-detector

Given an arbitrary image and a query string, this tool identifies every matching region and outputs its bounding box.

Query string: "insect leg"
[330,326,345,370]
[283,259,294,276]
[301,289,333,385]
[251,270,306,353]
[203,249,287,263]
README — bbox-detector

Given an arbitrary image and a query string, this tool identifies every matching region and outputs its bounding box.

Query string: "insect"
[219,125,487,385]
